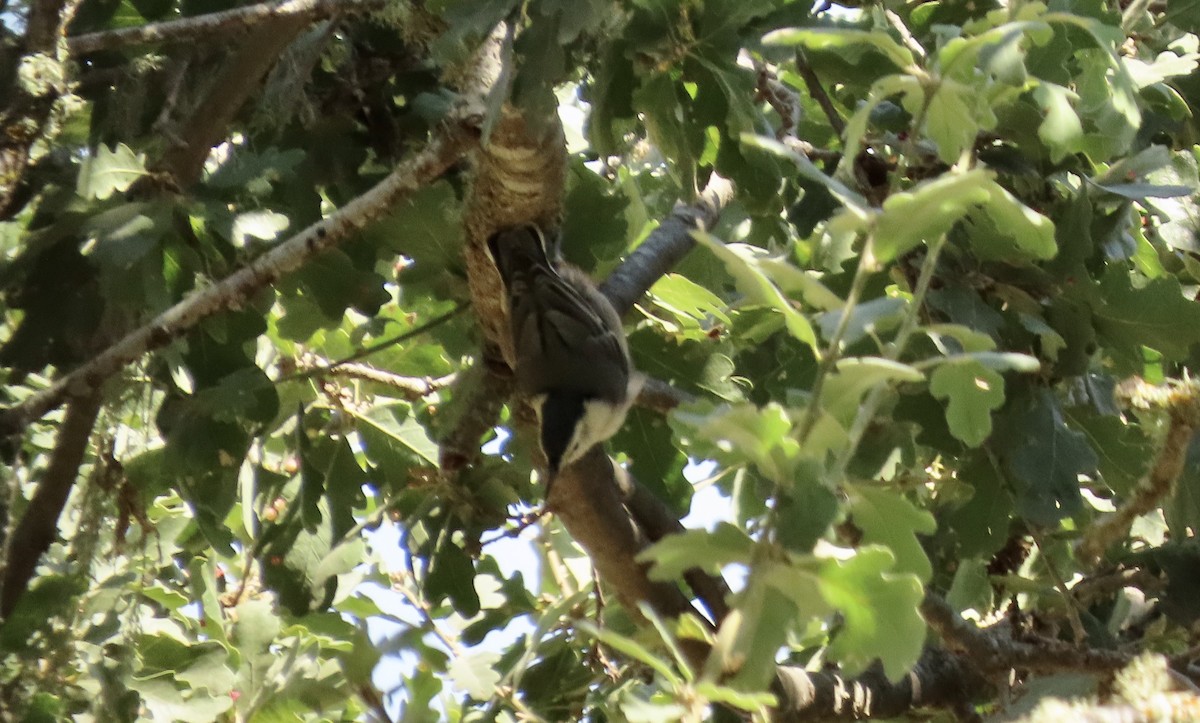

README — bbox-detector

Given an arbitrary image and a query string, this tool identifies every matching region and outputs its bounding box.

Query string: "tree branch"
[67,0,384,55]
[0,117,480,438]
[547,448,703,621]
[294,357,455,400]
[612,465,730,624]
[599,174,735,316]
[635,376,695,414]
[772,646,989,722]
[150,14,313,188]
[0,391,103,618]
[437,351,513,475]
[451,15,738,687]
[756,589,1155,720]
[920,592,1131,676]
[793,51,845,137]
[1079,381,1200,563]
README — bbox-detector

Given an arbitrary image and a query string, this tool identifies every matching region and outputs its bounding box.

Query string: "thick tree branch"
[547,448,702,621]
[452,17,736,689]
[772,646,988,722]
[766,589,1156,720]
[0,119,480,438]
[599,174,735,316]
[0,391,102,618]
[67,0,383,55]
[540,178,741,629]
[151,15,313,188]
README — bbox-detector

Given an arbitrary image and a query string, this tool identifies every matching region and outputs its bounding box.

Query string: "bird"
[486,225,642,476]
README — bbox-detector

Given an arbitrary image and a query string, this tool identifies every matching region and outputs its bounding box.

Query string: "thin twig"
[782,136,842,163]
[885,9,927,61]
[754,60,801,138]
[794,51,845,136]
[1079,381,1200,563]
[287,305,468,381]
[299,361,455,398]
[1031,532,1088,644]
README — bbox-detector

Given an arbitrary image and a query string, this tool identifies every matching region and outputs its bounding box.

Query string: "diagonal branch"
[599,174,735,316]
[0,391,103,618]
[67,0,384,55]
[1078,380,1200,564]
[548,448,703,621]
[0,118,480,438]
[150,14,314,188]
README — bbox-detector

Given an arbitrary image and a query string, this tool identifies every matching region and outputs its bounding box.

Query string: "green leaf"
[711,566,801,689]
[675,403,799,483]
[449,651,502,699]
[847,486,937,582]
[1064,409,1152,497]
[815,297,907,348]
[1125,541,1200,625]
[77,143,147,200]
[427,539,480,617]
[820,547,925,679]
[126,677,234,723]
[764,28,915,70]
[578,621,682,685]
[233,597,281,666]
[995,388,1096,526]
[929,359,1006,447]
[837,74,923,182]
[972,181,1058,260]
[693,232,818,352]
[776,463,840,553]
[639,522,754,581]
[740,134,870,214]
[207,146,305,191]
[923,323,998,353]
[873,168,995,263]
[649,273,732,333]
[946,558,994,614]
[1032,83,1084,161]
[924,80,985,164]
[354,402,440,472]
[1093,270,1200,361]
[231,210,289,247]
[1141,149,1200,254]
[365,181,464,284]
[634,73,699,192]
[823,357,924,426]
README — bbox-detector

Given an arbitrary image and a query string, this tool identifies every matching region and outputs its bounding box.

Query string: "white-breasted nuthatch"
[487,225,643,475]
